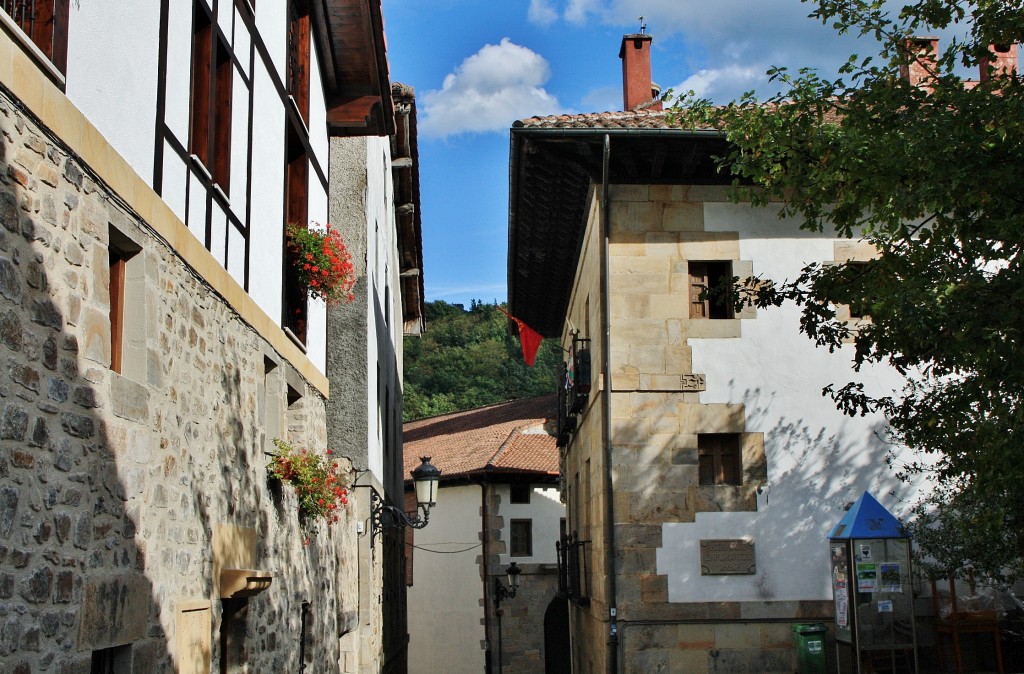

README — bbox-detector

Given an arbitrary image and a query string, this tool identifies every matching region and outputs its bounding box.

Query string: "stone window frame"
[680,256,756,340]
[107,224,145,381]
[830,241,879,340]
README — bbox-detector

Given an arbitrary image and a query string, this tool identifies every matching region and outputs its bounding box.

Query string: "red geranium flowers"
[269,438,350,527]
[286,223,357,304]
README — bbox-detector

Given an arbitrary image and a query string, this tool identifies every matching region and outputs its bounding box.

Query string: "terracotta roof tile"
[514,109,685,130]
[403,395,558,480]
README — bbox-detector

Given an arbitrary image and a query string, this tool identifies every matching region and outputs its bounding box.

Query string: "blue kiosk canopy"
[828,491,906,539]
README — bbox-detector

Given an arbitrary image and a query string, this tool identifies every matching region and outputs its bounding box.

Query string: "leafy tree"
[403,301,560,421]
[673,0,1024,582]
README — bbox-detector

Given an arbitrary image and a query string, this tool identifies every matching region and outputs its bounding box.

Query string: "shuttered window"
[510,519,533,557]
[698,434,742,486]
[1,0,69,74]
[689,261,733,320]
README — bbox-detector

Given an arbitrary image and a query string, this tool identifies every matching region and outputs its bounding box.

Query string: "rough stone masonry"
[0,82,358,674]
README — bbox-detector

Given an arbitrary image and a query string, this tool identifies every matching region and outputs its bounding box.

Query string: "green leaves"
[674,0,1024,582]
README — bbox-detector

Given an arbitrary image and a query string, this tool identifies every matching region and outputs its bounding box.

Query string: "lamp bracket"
[494,576,518,605]
[370,487,431,549]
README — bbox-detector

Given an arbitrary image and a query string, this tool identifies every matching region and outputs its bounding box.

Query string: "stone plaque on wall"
[700,539,756,575]
[680,374,707,392]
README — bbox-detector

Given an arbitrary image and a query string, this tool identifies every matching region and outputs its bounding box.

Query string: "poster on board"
[857,563,879,592]
[880,563,902,593]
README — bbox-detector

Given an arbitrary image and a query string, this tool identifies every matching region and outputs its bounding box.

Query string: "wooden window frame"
[287,0,310,125]
[689,261,734,320]
[698,433,742,486]
[509,519,533,558]
[1,0,69,74]
[108,228,141,375]
[282,122,309,344]
[189,4,232,194]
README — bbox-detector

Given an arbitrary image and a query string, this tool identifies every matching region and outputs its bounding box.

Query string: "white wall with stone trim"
[658,198,916,603]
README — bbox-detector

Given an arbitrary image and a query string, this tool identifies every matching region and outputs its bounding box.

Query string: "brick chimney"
[980,43,1018,81]
[619,33,662,111]
[900,36,939,88]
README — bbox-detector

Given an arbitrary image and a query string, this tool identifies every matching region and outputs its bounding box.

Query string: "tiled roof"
[403,395,558,480]
[514,109,687,130]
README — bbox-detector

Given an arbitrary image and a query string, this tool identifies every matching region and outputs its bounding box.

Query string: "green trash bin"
[792,623,827,674]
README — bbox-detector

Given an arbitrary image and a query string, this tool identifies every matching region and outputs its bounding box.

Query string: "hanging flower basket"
[286,223,357,304]
[267,438,350,528]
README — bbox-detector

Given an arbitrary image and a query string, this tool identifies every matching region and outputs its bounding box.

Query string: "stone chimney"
[619,33,662,111]
[980,43,1018,81]
[900,36,939,88]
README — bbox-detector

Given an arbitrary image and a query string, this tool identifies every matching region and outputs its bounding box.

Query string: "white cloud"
[674,64,763,102]
[565,0,601,24]
[419,38,565,139]
[578,85,620,114]
[528,0,558,26]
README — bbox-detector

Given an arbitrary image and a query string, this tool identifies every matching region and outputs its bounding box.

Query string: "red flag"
[498,307,543,367]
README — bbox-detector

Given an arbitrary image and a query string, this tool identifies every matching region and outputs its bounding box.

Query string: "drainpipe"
[600,133,618,674]
[479,478,494,673]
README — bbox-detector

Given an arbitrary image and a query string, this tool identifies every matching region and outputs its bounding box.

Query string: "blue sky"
[380,1,928,308]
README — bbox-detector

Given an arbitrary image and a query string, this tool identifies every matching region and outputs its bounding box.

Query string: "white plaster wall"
[246,60,287,328]
[308,40,329,173]
[162,0,194,147]
[498,484,565,566]
[407,484,486,674]
[65,2,161,184]
[363,136,397,481]
[658,202,918,603]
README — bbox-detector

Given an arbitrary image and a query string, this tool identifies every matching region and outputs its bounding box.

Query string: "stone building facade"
[403,397,568,674]
[0,73,353,672]
[0,1,421,672]
[508,34,921,674]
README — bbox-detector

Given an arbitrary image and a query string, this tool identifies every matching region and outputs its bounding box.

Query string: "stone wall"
[0,83,358,673]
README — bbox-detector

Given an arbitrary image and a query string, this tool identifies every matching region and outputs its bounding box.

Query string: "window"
[698,433,742,486]
[282,123,309,343]
[287,0,310,125]
[1,0,69,74]
[108,227,141,375]
[190,4,233,193]
[510,519,533,557]
[842,261,871,319]
[90,644,130,673]
[509,483,531,504]
[689,261,733,319]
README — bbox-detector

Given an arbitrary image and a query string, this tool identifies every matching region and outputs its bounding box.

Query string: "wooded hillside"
[402,301,560,421]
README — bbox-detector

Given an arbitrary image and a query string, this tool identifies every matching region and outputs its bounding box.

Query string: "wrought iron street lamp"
[370,456,441,542]
[494,561,522,608]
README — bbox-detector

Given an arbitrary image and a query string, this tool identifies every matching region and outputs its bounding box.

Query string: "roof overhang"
[507,127,731,337]
[391,83,425,335]
[310,0,395,137]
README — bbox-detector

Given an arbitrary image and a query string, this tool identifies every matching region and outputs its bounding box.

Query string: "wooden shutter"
[698,434,742,485]
[689,262,708,318]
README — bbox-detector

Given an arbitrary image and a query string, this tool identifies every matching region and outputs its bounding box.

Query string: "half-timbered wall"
[64,0,330,371]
